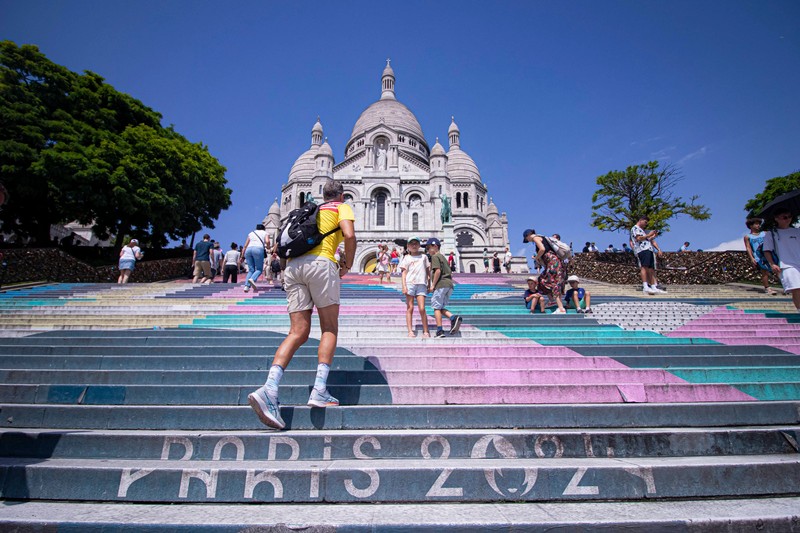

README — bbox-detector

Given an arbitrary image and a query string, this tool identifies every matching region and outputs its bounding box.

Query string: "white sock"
[264,364,284,396]
[314,363,331,392]
[643,283,649,290]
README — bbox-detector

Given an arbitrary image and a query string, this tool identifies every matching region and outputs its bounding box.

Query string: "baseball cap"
[426,237,441,248]
[408,236,422,244]
[522,229,535,243]
[567,275,580,282]
[526,276,538,282]
[129,239,138,244]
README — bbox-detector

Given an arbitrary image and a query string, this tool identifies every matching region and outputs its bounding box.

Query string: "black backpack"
[277,201,339,259]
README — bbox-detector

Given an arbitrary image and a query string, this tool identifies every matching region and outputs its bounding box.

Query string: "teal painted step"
[424,307,539,315]
[0,383,393,406]
[670,367,800,383]
[0,369,388,386]
[727,382,800,401]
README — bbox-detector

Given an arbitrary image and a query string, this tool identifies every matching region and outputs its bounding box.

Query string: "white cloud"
[630,136,664,147]
[678,146,707,164]
[650,145,677,160]
[706,238,746,251]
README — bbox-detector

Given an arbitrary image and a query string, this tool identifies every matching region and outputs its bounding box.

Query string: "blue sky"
[2,0,798,257]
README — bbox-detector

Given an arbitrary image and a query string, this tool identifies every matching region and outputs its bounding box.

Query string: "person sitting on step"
[524,276,545,313]
[564,275,592,314]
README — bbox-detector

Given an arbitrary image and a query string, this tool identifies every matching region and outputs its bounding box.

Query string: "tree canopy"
[744,170,800,224]
[0,41,231,247]
[591,161,711,233]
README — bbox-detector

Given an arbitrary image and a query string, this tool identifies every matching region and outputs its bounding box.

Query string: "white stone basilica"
[265,60,514,273]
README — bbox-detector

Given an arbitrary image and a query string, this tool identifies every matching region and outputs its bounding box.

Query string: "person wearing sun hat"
[564,274,592,314]
[400,236,431,338]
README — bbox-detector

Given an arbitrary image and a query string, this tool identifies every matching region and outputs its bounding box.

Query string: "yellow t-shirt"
[303,201,355,262]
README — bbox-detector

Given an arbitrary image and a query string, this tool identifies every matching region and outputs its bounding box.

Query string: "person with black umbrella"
[763,207,800,311]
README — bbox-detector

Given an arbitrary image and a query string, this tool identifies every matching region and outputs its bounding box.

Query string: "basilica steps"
[0,278,799,530]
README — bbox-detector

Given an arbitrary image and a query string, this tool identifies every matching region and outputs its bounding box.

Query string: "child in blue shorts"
[524,276,545,313]
[565,275,592,314]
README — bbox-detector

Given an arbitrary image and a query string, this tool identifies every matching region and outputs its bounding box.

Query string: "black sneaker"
[435,330,446,338]
[449,315,462,334]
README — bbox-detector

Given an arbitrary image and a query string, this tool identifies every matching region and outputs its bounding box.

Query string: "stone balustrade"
[567,251,778,285]
[0,248,191,284]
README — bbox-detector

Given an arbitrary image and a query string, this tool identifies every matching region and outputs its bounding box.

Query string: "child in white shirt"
[400,237,430,338]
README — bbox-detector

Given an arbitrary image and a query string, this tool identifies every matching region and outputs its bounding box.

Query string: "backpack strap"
[253,231,267,250]
[315,201,343,241]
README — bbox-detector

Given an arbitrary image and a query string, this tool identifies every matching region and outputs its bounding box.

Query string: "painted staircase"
[0,275,799,530]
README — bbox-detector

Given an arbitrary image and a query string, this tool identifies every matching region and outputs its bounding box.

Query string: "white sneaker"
[552,309,566,314]
[643,287,656,295]
[651,287,666,294]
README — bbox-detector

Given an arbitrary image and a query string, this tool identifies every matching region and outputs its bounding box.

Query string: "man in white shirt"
[763,207,800,311]
[630,215,664,295]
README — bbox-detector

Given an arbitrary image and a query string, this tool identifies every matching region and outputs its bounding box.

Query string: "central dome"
[350,99,426,141]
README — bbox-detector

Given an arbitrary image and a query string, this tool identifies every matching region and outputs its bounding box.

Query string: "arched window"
[376,192,386,226]
[456,192,462,208]
[299,192,306,207]
[412,213,419,231]
[469,263,476,273]
[463,193,470,209]
[344,194,353,204]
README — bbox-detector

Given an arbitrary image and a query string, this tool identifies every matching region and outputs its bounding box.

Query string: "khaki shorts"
[284,255,341,313]
[193,261,211,278]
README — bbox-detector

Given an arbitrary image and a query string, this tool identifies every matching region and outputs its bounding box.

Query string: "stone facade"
[271,60,520,273]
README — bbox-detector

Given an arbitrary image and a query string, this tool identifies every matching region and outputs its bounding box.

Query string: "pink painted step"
[365,355,630,370]
[380,368,686,385]
[387,383,755,404]
[669,331,800,339]
[355,346,588,357]
[675,324,800,332]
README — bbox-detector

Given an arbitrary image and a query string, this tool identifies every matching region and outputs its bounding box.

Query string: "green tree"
[0,41,231,247]
[591,161,711,233]
[744,171,800,226]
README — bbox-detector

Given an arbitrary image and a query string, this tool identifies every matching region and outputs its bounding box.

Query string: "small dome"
[289,145,319,181]
[446,146,481,181]
[312,117,323,134]
[448,117,460,135]
[487,198,499,216]
[268,199,280,216]
[382,59,394,78]
[431,137,445,156]
[318,140,333,156]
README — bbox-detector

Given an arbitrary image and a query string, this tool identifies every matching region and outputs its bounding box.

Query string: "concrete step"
[3,402,798,431]
[0,367,713,386]
[2,498,799,532]
[2,454,798,503]
[3,427,797,460]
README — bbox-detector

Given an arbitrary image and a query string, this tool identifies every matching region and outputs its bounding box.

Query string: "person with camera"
[630,215,664,294]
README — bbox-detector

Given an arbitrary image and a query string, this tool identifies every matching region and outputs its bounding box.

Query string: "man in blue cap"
[426,237,462,337]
